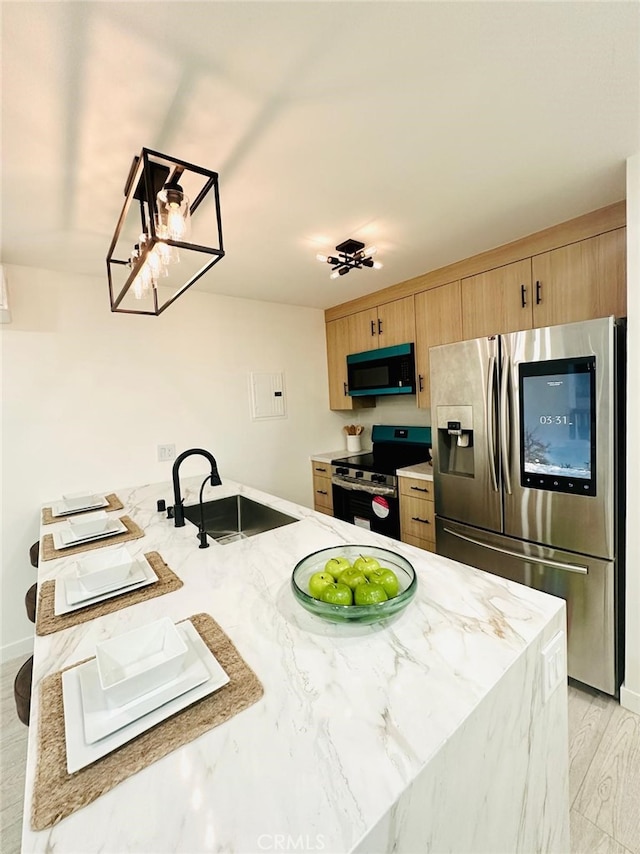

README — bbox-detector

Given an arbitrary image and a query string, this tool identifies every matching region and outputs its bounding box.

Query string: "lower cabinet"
[311,462,333,516]
[400,476,436,552]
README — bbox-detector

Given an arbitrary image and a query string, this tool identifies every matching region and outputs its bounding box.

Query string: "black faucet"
[172,448,221,527]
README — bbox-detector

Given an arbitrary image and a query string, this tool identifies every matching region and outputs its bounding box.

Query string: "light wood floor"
[1,656,639,853]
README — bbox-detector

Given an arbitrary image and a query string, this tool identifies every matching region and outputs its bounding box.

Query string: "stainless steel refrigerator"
[430,316,625,695]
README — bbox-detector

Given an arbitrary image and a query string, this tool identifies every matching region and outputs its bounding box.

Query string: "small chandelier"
[316,239,383,279]
[106,148,224,315]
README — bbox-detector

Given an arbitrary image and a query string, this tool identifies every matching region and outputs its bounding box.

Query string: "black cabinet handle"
[370,320,376,336]
[378,318,383,335]
[314,466,327,473]
[418,374,424,392]
[536,281,542,304]
[410,485,430,493]
[344,382,348,396]
[316,490,328,496]
[520,284,527,308]
[411,516,431,524]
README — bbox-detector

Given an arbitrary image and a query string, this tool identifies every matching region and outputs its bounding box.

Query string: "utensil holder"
[347,434,362,453]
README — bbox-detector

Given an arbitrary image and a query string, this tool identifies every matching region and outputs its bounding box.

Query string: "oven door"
[332,480,400,540]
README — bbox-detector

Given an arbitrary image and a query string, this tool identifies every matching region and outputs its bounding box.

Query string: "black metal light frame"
[322,239,377,277]
[106,148,225,316]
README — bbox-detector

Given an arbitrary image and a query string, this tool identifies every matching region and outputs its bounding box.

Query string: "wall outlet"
[157,443,176,463]
[541,630,566,702]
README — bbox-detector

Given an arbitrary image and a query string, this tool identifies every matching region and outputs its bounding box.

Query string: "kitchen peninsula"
[23,475,570,853]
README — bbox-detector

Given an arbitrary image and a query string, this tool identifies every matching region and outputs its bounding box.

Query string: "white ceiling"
[2,1,639,310]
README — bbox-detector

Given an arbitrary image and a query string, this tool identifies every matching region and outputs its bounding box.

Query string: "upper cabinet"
[461,259,533,340]
[415,281,462,409]
[461,229,627,339]
[348,296,416,352]
[326,296,416,410]
[326,316,374,410]
[324,203,626,413]
[531,228,627,327]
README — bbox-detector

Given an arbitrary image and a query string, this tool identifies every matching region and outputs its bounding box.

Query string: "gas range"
[331,425,431,496]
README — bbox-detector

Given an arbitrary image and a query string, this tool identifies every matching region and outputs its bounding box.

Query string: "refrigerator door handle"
[486,354,498,492]
[500,351,512,495]
[442,526,589,574]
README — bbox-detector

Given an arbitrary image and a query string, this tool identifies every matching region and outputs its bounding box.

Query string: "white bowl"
[96,618,189,708]
[75,546,135,592]
[63,492,100,511]
[69,513,110,539]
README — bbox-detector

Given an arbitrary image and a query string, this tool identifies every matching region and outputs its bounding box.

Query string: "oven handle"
[331,476,397,498]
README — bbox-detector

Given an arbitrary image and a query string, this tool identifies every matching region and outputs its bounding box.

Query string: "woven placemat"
[31,613,264,831]
[35,552,183,636]
[42,494,124,525]
[40,516,144,561]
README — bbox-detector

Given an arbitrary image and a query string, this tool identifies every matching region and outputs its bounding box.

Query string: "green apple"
[338,567,367,591]
[308,571,336,600]
[324,556,351,580]
[354,581,389,606]
[353,555,381,578]
[367,567,400,599]
[320,582,353,605]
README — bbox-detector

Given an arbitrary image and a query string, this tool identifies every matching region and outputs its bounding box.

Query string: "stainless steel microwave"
[347,343,416,396]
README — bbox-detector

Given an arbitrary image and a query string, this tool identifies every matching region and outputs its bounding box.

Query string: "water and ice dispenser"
[436,406,475,476]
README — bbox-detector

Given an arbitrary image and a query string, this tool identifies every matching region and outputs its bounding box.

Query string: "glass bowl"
[291,544,417,624]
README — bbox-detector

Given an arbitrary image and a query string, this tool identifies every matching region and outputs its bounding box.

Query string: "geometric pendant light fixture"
[106,148,224,315]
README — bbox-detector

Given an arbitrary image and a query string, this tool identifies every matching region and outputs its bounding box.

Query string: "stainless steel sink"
[183,494,299,545]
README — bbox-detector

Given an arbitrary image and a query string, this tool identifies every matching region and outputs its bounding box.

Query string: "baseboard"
[1,635,34,665]
[620,682,640,715]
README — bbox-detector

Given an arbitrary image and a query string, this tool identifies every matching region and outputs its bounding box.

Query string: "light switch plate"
[541,630,566,702]
[157,444,176,462]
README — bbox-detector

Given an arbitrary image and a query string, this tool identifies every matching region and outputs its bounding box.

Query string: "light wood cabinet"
[326,295,414,410]
[348,296,416,352]
[461,259,533,340]
[460,229,627,341]
[414,281,463,409]
[531,228,627,327]
[311,461,333,516]
[399,476,436,552]
[325,316,376,411]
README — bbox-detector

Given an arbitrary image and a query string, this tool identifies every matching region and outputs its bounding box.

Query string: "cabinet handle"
[344,382,348,396]
[418,374,424,392]
[535,281,542,304]
[370,320,376,336]
[314,466,327,473]
[378,318,383,335]
[410,485,430,493]
[411,516,431,524]
[520,284,527,308]
[316,490,328,496]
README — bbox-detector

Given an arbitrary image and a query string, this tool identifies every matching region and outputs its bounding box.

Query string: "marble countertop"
[396,461,434,481]
[310,449,371,463]
[23,475,567,853]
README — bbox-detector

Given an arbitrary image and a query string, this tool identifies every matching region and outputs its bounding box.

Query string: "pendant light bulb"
[156,181,191,241]
[373,260,383,270]
[330,269,341,280]
[316,253,328,263]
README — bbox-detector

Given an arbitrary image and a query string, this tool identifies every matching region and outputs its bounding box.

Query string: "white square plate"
[54,555,158,615]
[52,515,127,550]
[75,546,136,593]
[61,620,230,773]
[51,495,109,516]
[79,628,210,743]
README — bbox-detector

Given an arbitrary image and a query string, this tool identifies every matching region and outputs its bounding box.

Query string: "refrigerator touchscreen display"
[519,356,596,495]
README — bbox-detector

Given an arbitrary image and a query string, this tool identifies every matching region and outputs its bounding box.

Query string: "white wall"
[622,154,640,714]
[0,265,342,659]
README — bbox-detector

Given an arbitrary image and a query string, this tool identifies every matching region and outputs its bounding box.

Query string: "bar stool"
[30,540,39,569]
[25,583,37,623]
[14,655,33,726]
